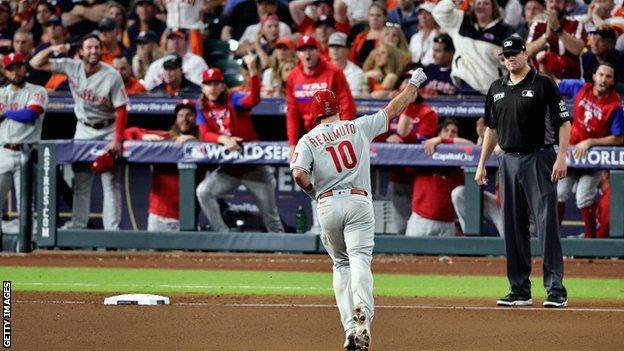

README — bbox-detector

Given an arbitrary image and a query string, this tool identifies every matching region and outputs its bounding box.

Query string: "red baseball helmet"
[311,89,340,120]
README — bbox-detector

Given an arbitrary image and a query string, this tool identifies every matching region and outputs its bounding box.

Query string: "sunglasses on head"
[385,22,401,29]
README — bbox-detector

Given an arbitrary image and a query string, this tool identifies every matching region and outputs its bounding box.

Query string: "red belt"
[319,188,368,199]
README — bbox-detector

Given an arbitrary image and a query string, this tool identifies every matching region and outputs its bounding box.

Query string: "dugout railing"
[13,139,624,257]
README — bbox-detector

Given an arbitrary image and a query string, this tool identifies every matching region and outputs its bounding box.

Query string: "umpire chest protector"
[485,68,570,151]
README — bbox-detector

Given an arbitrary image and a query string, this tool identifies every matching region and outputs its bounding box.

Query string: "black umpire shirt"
[484,68,571,151]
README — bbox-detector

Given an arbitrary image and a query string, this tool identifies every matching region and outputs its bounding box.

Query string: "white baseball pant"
[67,124,121,230]
[451,185,504,236]
[147,213,180,231]
[317,192,375,335]
[405,211,455,237]
[0,148,21,232]
[557,170,600,208]
[196,166,284,233]
[388,181,412,235]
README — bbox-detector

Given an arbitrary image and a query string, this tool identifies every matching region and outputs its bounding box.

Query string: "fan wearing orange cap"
[123,99,200,231]
[195,54,285,233]
[0,52,48,233]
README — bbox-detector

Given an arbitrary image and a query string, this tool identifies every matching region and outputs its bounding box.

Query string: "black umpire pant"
[499,147,567,298]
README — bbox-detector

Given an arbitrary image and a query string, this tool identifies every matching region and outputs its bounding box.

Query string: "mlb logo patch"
[521,90,534,97]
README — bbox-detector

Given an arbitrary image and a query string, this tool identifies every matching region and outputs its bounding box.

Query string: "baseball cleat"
[353,304,370,350]
[343,330,356,351]
[496,293,533,307]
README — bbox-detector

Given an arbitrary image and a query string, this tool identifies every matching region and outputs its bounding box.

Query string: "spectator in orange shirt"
[112,55,146,95]
[350,2,387,66]
[98,17,130,65]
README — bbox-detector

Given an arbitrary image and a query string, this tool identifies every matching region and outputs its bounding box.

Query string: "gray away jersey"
[0,82,48,144]
[51,58,129,123]
[290,109,388,196]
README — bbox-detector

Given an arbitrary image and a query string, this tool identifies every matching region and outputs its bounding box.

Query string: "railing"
[14,140,623,257]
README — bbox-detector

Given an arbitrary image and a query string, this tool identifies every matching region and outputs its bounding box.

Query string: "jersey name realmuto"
[164,0,203,30]
[0,83,48,144]
[290,110,388,196]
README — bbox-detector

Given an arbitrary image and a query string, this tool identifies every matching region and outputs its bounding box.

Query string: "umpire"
[475,36,571,308]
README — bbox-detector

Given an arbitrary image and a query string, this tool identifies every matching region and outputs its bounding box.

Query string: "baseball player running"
[0,53,48,233]
[30,33,129,230]
[290,68,427,350]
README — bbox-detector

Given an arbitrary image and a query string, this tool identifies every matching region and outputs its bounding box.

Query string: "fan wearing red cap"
[123,99,200,231]
[290,68,427,351]
[30,33,129,230]
[195,54,285,234]
[0,51,48,231]
[285,34,356,158]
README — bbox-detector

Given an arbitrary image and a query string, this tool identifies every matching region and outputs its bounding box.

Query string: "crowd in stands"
[0,0,623,238]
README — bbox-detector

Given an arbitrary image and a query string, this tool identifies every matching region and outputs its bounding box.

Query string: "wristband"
[555,26,563,35]
[441,137,454,144]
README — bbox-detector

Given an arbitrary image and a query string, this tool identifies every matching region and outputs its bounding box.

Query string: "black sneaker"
[543,294,568,308]
[496,293,533,307]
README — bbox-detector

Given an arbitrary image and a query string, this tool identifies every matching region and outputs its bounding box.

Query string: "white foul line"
[14,300,624,313]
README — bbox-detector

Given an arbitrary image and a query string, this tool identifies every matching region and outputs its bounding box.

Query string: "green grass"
[1,266,623,299]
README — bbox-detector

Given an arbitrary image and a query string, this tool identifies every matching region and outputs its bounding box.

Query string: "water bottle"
[295,205,307,233]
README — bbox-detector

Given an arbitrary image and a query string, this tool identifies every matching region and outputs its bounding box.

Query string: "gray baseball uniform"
[290,109,388,336]
[196,166,285,233]
[51,58,129,230]
[0,83,48,229]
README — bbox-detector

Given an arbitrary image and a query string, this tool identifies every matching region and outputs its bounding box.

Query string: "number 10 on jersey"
[325,141,357,173]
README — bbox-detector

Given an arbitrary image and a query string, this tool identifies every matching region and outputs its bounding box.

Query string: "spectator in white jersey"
[328,32,365,97]
[30,33,129,230]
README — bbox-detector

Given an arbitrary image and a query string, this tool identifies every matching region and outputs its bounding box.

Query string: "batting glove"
[409,68,427,88]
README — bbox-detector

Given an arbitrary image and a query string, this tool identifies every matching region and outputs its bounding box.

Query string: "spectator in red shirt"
[285,35,356,158]
[405,118,470,237]
[374,75,439,234]
[112,55,146,95]
[195,55,285,233]
[526,0,587,79]
[556,63,623,238]
[314,14,336,62]
[289,0,350,35]
[123,99,200,231]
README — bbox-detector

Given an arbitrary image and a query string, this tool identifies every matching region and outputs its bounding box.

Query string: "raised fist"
[409,68,427,88]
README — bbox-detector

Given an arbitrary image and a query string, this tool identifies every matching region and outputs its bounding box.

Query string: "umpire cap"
[500,36,526,55]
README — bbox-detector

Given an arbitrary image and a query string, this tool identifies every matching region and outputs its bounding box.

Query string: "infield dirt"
[5,251,624,350]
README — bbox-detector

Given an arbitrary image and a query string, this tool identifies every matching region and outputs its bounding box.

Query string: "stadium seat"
[203,39,233,61]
